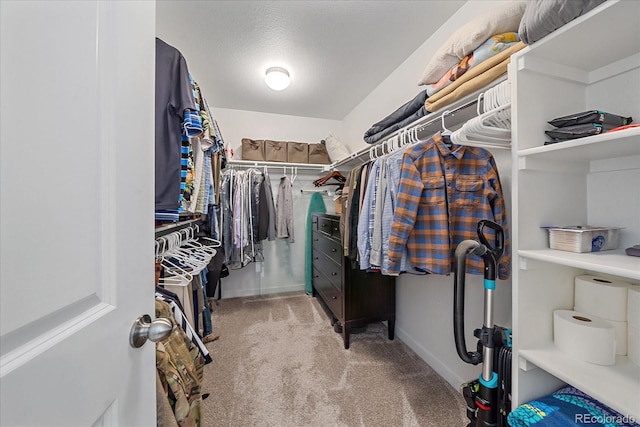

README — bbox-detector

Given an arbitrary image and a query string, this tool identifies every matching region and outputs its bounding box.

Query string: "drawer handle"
[332,272,338,276]
[314,275,319,279]
[313,238,318,241]
[322,223,327,227]
[331,248,337,252]
[333,227,338,231]
[332,296,337,299]
[313,256,319,260]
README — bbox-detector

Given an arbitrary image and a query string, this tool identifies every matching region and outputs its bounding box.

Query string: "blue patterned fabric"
[508,386,639,427]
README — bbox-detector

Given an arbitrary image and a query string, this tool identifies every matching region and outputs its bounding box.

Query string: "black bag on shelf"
[545,123,614,141]
[548,110,632,128]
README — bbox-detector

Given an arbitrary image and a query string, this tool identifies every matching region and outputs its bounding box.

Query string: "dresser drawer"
[312,266,342,319]
[317,216,338,236]
[312,231,342,264]
[313,248,342,290]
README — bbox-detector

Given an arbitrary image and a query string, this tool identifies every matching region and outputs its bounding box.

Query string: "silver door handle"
[129,314,172,348]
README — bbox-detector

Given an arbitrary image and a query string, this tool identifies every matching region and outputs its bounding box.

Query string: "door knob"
[129,314,172,348]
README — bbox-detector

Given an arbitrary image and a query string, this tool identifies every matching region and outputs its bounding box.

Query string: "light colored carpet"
[201,292,468,427]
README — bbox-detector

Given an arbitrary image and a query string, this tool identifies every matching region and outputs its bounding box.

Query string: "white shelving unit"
[226,158,330,172]
[511,0,640,420]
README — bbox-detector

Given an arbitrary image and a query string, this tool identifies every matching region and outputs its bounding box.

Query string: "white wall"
[211,107,340,298]
[341,0,508,154]
[213,0,515,391]
[210,107,345,161]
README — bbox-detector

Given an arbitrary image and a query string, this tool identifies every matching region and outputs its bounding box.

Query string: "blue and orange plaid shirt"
[387,132,510,278]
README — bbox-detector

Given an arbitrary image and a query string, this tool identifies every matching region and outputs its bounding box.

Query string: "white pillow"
[418,0,527,86]
[322,134,350,162]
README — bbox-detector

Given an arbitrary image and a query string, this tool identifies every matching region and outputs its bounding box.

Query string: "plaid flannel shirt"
[387,132,510,278]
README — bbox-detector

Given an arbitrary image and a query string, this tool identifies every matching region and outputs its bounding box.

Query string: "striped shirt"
[155,292,212,364]
[387,132,510,279]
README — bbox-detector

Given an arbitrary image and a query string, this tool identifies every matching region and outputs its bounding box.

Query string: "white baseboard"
[395,325,466,391]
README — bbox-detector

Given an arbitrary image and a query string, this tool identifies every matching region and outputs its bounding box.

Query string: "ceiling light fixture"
[264,67,290,91]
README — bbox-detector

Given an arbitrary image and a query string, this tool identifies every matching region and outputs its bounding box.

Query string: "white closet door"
[0,1,156,425]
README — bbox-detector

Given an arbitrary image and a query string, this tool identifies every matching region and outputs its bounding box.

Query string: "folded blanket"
[425,57,510,113]
[425,42,525,113]
[364,106,427,144]
[508,386,639,426]
[364,90,427,138]
[426,32,520,97]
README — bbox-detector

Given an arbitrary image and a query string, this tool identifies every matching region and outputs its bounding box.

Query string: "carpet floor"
[201,292,468,427]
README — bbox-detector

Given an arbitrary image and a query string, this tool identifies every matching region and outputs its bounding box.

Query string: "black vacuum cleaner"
[453,219,512,427]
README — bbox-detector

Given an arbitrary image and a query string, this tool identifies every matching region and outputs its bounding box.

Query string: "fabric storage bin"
[287,142,309,163]
[308,142,330,164]
[241,138,265,161]
[265,140,287,162]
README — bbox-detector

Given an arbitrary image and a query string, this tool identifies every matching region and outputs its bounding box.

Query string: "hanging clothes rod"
[300,189,328,194]
[155,217,203,238]
[226,159,329,171]
[329,75,508,170]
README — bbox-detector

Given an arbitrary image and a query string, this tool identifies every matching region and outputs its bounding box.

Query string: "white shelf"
[154,218,202,237]
[518,1,640,75]
[226,159,329,172]
[518,249,640,281]
[519,345,640,420]
[518,127,640,163]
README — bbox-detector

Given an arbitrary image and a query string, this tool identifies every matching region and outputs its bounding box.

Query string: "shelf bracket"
[518,356,539,372]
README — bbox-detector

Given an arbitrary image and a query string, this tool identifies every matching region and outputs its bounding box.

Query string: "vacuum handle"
[477,220,504,260]
[454,240,483,366]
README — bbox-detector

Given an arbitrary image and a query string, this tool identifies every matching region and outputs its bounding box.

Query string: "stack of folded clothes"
[422,34,524,113]
[363,90,427,145]
[363,1,529,145]
[544,110,633,145]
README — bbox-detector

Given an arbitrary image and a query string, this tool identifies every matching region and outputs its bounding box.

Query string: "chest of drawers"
[311,213,396,349]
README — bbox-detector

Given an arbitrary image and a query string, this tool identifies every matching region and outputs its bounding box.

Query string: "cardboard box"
[334,196,343,215]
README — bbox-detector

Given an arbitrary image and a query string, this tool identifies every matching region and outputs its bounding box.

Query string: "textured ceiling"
[156,1,466,120]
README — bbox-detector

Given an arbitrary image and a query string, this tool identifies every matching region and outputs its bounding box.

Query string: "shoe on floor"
[203,334,219,343]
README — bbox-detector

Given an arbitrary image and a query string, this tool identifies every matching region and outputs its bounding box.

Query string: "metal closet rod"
[226,159,330,171]
[155,217,203,238]
[331,98,479,169]
[329,76,508,170]
[300,189,328,193]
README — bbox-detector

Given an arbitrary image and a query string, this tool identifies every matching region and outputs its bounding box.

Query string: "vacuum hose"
[454,239,484,365]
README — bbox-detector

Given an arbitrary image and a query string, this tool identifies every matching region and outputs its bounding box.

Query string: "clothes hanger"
[156,236,194,285]
[180,227,216,259]
[165,232,209,272]
[441,110,453,147]
[191,225,222,249]
[186,225,219,255]
[159,255,193,285]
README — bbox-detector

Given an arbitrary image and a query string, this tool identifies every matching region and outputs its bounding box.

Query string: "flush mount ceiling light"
[264,67,290,91]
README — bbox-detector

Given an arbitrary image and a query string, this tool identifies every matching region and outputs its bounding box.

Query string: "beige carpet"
[201,292,468,427]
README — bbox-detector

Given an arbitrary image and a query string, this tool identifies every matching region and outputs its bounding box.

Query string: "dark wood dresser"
[311,213,396,349]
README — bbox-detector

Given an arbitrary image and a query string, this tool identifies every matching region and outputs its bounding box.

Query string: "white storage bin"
[544,226,621,253]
